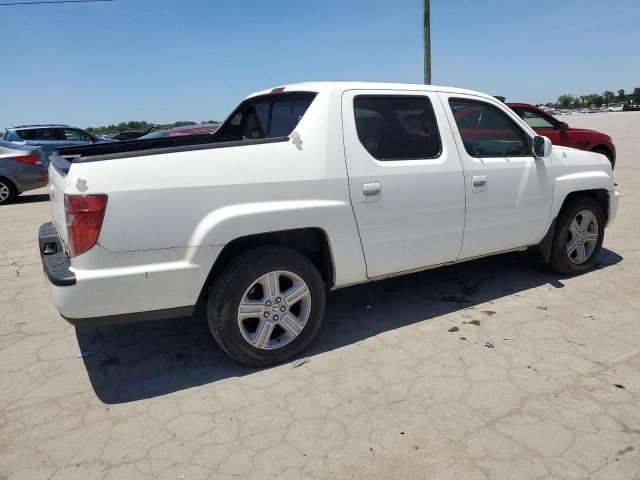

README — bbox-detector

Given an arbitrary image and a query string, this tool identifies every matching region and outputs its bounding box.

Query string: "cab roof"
[248,81,496,101]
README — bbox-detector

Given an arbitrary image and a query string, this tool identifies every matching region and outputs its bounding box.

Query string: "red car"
[507,103,616,168]
[139,124,220,140]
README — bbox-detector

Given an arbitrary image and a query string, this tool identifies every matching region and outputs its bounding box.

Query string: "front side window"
[512,108,556,130]
[450,98,530,157]
[353,96,441,160]
[216,92,316,142]
[64,128,92,141]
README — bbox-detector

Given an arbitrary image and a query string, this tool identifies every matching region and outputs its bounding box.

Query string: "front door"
[442,94,554,259]
[342,90,466,278]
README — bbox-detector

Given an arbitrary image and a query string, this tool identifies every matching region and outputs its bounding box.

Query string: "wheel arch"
[591,144,615,167]
[538,188,609,262]
[196,227,335,308]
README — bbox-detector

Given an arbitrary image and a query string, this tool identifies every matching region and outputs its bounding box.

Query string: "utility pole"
[423,0,431,84]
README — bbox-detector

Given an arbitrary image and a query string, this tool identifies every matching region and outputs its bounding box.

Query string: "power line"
[0,0,114,5]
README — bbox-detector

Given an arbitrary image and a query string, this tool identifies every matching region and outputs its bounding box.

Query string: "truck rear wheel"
[547,196,605,275]
[207,246,326,366]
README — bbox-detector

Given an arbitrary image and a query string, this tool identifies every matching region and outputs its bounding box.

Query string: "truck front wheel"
[547,196,605,275]
[207,246,326,366]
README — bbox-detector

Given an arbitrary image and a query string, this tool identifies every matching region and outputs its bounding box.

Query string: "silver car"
[0,140,49,204]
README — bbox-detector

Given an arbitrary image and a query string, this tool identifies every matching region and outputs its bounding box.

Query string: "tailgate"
[48,153,70,253]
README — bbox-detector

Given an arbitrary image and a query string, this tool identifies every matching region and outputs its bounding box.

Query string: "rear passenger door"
[342,90,466,278]
[443,95,554,259]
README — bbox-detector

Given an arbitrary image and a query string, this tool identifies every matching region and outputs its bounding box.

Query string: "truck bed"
[58,134,288,163]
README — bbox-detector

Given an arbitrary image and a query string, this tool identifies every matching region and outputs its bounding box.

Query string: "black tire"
[547,196,605,275]
[207,246,326,367]
[592,147,614,168]
[0,177,17,205]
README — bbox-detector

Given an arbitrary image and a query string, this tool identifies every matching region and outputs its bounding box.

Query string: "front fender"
[551,170,614,220]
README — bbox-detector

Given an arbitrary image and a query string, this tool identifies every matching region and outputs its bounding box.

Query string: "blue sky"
[1,0,639,128]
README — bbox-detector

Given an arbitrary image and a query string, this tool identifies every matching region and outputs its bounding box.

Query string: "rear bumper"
[39,222,75,286]
[39,222,217,325]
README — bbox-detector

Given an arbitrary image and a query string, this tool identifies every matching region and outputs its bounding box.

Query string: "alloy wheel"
[566,209,599,264]
[237,270,312,350]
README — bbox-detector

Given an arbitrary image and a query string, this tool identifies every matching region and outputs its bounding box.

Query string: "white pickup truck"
[40,82,619,366]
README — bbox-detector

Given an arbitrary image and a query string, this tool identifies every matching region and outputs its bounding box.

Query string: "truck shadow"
[76,248,622,404]
[13,193,50,204]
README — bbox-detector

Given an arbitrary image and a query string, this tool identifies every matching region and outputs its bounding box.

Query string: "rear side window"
[353,96,441,160]
[449,98,530,157]
[16,128,66,141]
[216,92,316,142]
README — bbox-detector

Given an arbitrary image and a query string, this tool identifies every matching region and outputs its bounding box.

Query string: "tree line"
[549,87,640,109]
[85,120,220,135]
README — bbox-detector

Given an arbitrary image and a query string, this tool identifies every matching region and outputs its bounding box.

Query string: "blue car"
[3,124,115,156]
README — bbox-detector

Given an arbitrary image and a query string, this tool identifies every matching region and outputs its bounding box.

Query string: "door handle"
[362,182,382,196]
[472,175,487,187]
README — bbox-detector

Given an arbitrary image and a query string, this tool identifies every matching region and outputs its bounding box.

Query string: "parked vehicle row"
[3,124,115,156]
[39,82,619,366]
[2,122,221,160]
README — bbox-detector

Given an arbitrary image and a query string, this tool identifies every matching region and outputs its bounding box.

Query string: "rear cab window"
[215,92,316,142]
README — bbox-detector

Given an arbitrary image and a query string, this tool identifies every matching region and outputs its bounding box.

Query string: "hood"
[550,145,613,184]
[566,126,611,141]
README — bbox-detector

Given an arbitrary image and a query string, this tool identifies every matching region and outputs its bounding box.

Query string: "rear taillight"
[10,154,41,165]
[64,194,108,257]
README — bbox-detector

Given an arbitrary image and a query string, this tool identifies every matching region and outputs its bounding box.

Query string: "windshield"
[139,130,167,140]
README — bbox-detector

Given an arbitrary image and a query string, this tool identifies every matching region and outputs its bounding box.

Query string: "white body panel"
[43,81,618,322]
[438,92,555,259]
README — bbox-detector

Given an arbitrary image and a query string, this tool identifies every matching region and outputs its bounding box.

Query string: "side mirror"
[558,122,568,132]
[533,135,552,158]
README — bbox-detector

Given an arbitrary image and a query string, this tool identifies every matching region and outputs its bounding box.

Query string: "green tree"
[603,91,615,105]
[557,94,575,109]
[617,89,626,101]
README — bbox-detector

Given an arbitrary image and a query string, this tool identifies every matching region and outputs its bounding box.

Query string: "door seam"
[436,92,468,261]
